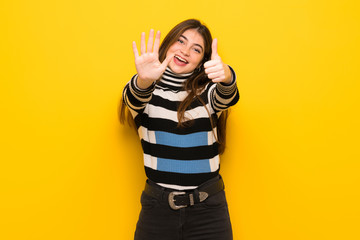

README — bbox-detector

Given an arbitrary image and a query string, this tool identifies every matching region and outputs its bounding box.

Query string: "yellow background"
[1,0,359,239]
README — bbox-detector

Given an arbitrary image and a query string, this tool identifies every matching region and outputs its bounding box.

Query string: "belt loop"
[193,189,200,203]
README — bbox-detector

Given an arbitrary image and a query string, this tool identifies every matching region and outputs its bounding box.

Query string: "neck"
[158,67,193,90]
[165,67,193,78]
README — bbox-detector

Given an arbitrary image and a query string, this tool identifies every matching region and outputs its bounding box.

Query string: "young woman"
[119,19,239,240]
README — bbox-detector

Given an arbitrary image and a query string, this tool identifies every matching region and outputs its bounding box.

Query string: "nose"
[181,46,190,57]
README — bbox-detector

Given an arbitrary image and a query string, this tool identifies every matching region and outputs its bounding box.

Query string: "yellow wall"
[1,0,359,239]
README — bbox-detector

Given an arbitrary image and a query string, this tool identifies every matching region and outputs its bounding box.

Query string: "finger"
[140,32,146,55]
[208,71,224,80]
[147,29,154,52]
[212,76,225,83]
[204,59,220,69]
[204,64,222,74]
[153,31,161,54]
[160,53,174,69]
[211,38,218,60]
[132,41,139,58]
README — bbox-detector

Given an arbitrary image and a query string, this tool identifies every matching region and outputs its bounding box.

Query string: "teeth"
[175,55,188,63]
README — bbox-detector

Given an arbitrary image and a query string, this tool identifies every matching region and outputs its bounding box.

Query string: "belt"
[144,176,225,210]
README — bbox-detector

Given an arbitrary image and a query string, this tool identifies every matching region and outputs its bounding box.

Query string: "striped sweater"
[123,67,239,190]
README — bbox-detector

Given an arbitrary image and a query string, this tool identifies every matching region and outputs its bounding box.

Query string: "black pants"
[134,177,233,240]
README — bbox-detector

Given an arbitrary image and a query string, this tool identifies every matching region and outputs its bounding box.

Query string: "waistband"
[144,175,225,210]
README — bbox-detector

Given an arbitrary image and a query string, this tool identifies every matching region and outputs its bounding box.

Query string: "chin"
[169,64,194,74]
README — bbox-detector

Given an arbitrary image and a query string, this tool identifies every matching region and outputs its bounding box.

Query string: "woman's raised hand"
[204,38,233,84]
[132,29,174,89]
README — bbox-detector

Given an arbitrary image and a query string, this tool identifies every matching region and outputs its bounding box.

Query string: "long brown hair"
[119,19,229,154]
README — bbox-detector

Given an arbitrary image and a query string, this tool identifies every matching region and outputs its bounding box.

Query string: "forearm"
[136,76,156,90]
[210,65,240,112]
[123,74,155,112]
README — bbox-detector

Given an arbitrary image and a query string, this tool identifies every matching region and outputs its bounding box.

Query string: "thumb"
[160,53,174,69]
[211,38,219,60]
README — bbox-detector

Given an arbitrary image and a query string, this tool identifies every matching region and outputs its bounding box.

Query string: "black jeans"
[134,178,233,240]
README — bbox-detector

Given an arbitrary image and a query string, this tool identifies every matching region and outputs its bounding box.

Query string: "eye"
[177,39,184,44]
[193,48,201,53]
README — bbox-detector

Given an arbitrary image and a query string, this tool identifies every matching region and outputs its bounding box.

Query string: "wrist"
[222,65,233,84]
[136,76,155,90]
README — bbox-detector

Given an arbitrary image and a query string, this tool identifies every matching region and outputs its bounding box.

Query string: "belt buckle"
[168,191,187,210]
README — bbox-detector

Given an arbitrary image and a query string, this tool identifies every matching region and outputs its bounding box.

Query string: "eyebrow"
[180,35,204,52]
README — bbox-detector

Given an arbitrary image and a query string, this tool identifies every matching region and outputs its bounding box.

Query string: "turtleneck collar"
[164,67,193,78]
[158,67,194,90]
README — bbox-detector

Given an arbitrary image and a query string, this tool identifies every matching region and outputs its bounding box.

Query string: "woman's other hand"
[204,38,233,84]
[132,29,174,89]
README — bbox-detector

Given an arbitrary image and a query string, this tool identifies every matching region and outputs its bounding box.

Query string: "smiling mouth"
[174,55,189,64]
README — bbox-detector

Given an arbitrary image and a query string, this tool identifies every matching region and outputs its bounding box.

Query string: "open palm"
[132,29,173,88]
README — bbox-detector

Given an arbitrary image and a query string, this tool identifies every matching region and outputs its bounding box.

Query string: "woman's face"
[166,29,205,74]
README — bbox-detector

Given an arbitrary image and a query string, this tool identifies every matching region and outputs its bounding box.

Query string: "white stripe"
[209,155,220,172]
[129,83,152,102]
[215,92,238,105]
[148,130,156,143]
[156,183,198,190]
[207,85,217,113]
[129,108,138,118]
[207,128,217,145]
[213,101,228,110]
[163,74,188,81]
[161,80,183,88]
[137,125,144,140]
[217,83,236,94]
[153,86,208,102]
[144,154,157,170]
[164,67,193,78]
[148,105,211,123]
[132,75,141,91]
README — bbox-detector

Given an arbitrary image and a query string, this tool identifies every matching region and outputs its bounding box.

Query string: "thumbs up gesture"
[204,38,233,84]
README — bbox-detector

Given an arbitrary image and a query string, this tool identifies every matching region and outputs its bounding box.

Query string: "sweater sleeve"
[122,74,156,113]
[208,65,240,113]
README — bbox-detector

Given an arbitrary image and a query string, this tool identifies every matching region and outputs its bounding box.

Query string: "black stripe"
[150,94,210,111]
[150,95,180,111]
[157,81,183,91]
[213,97,228,110]
[219,91,240,107]
[145,167,220,186]
[228,91,240,106]
[212,89,239,111]
[124,86,146,109]
[155,84,182,92]
[130,75,155,95]
[161,78,184,85]
[163,71,190,80]
[141,116,215,134]
[141,140,219,160]
[215,85,237,99]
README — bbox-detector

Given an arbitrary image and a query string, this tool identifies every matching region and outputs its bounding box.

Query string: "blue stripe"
[155,131,208,147]
[157,158,211,174]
